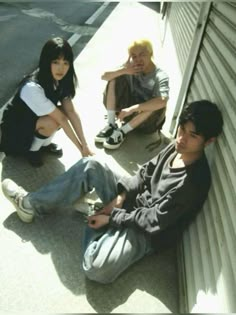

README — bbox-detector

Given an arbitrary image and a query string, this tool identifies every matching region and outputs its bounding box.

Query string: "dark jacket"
[110,142,211,249]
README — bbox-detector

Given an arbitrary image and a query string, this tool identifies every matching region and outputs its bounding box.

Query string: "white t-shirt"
[20,81,56,116]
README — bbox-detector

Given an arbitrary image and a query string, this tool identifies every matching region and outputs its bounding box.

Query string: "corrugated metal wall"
[175,2,236,312]
[168,2,201,74]
[165,1,206,133]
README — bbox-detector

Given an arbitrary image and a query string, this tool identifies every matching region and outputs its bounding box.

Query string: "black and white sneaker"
[103,128,125,149]
[94,124,117,143]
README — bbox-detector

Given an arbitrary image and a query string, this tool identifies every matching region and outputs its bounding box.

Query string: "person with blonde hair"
[128,38,154,57]
[2,100,223,283]
[95,38,169,149]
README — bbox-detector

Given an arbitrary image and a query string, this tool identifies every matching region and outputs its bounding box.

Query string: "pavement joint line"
[68,2,110,47]
[0,32,79,119]
[85,2,110,25]
[68,34,82,47]
[1,32,81,115]
[0,3,108,116]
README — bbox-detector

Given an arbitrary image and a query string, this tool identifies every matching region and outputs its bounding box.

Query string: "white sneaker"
[74,189,103,216]
[74,201,91,215]
[2,179,34,223]
[103,128,125,149]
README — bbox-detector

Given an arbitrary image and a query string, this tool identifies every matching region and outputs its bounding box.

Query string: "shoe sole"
[16,208,34,223]
[94,136,107,143]
[95,125,117,143]
[2,188,34,223]
[103,139,125,149]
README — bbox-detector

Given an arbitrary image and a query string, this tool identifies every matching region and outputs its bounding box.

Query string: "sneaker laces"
[103,123,116,132]
[10,187,27,207]
[109,129,124,142]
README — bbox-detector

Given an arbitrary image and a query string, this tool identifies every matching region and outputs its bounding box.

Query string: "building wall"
[162,2,236,312]
[160,2,201,133]
[168,2,201,75]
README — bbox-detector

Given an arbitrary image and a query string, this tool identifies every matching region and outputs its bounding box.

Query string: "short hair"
[128,38,154,58]
[178,100,223,140]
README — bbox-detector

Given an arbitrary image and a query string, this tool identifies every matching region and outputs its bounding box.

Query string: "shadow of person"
[85,246,178,313]
[140,1,161,13]
[3,210,178,312]
[103,130,171,175]
[1,154,66,191]
[3,209,88,295]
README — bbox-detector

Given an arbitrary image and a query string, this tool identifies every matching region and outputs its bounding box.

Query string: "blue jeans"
[28,157,153,283]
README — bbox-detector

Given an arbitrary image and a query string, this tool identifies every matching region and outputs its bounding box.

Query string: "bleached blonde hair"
[128,39,154,58]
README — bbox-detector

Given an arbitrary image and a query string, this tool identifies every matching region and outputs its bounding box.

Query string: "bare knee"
[36,116,60,137]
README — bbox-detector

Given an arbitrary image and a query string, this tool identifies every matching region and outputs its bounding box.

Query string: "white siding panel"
[168,2,201,74]
[180,2,236,312]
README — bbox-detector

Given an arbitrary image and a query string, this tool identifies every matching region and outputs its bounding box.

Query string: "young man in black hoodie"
[2,100,223,284]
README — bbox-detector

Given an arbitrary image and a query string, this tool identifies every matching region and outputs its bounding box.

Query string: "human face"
[129,46,153,73]
[175,121,207,157]
[51,57,70,81]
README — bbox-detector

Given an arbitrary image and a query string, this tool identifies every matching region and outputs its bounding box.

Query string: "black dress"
[0,78,67,155]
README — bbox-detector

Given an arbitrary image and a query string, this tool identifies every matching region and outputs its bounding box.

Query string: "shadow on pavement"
[102,130,171,175]
[1,154,66,191]
[140,2,161,13]
[85,246,178,313]
[3,210,178,313]
[3,210,86,295]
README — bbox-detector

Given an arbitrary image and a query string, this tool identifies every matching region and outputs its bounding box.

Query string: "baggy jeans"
[28,157,153,283]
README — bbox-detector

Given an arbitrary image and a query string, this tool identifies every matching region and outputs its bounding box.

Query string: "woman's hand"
[81,144,95,157]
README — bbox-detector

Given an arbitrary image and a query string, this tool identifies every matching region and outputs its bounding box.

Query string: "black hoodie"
[110,142,211,249]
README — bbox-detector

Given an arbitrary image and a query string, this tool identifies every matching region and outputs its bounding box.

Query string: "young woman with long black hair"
[0,37,93,166]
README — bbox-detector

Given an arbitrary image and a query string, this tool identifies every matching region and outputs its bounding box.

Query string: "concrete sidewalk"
[0,3,179,313]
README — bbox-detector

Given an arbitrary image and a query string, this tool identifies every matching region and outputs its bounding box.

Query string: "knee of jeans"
[85,157,106,172]
[73,156,101,173]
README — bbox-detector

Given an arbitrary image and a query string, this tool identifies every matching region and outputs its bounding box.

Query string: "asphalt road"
[0,1,117,107]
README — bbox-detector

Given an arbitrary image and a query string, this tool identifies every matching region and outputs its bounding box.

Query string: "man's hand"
[96,192,126,216]
[125,56,143,75]
[118,104,139,121]
[87,193,126,229]
[87,214,109,229]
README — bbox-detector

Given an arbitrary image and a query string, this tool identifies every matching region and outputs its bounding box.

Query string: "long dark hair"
[36,37,78,98]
